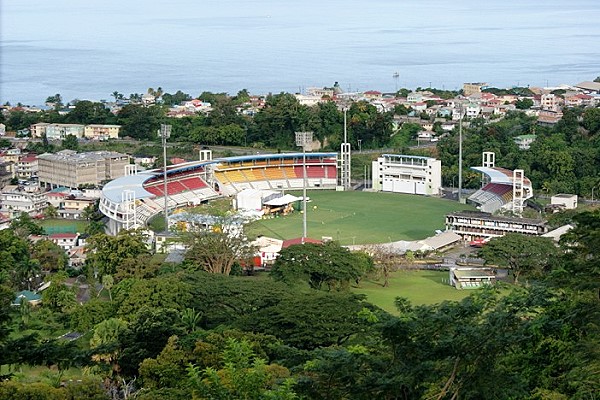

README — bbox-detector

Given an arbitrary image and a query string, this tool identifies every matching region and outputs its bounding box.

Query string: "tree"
[557,210,600,298]
[236,291,372,349]
[187,337,297,400]
[101,274,114,301]
[61,134,78,150]
[480,233,558,283]
[31,239,68,273]
[85,230,150,278]
[43,204,59,219]
[271,242,368,290]
[0,229,31,286]
[138,336,192,390]
[117,104,164,140]
[41,272,76,312]
[10,212,44,236]
[90,317,128,379]
[66,100,112,124]
[184,229,255,275]
[515,98,534,109]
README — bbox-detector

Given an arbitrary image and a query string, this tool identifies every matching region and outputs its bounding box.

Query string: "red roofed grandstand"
[467,167,533,213]
[100,152,338,235]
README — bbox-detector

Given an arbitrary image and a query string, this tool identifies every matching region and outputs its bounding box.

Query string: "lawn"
[245,191,473,245]
[352,270,474,313]
[40,218,89,234]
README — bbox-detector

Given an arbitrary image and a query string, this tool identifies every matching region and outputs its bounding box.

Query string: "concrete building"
[0,185,47,218]
[38,150,130,189]
[445,211,547,241]
[463,82,488,97]
[540,93,560,111]
[16,154,38,179]
[83,124,121,140]
[372,154,442,196]
[551,194,578,210]
[45,124,85,140]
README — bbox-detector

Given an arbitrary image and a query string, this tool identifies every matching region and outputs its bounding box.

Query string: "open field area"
[352,270,474,313]
[245,191,473,245]
[40,219,88,234]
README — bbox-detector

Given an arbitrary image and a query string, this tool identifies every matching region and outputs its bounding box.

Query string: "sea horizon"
[1,0,599,106]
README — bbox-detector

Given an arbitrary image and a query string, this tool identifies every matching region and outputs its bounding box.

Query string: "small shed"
[551,194,577,210]
[12,290,42,306]
[449,267,496,289]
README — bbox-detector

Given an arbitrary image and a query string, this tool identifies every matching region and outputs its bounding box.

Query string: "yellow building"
[83,124,121,140]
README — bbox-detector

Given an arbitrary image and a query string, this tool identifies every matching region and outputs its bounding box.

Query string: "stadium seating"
[180,177,207,191]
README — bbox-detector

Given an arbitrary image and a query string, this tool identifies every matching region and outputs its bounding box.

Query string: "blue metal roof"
[382,154,434,160]
[217,152,337,163]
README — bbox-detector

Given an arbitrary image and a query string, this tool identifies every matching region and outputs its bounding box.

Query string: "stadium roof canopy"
[102,172,155,203]
[470,166,531,186]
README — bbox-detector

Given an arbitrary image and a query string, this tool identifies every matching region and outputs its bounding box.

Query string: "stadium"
[100,152,338,235]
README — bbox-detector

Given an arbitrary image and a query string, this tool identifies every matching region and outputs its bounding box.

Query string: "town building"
[49,233,80,251]
[37,150,130,189]
[83,124,121,140]
[46,124,85,140]
[0,185,47,218]
[463,82,488,97]
[445,211,547,241]
[59,197,96,219]
[513,134,536,150]
[372,154,442,196]
[16,154,38,179]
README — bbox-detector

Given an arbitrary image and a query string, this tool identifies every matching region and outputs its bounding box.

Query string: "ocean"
[1,0,599,105]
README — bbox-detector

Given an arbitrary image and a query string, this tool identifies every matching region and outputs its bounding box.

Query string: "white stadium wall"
[372,154,442,196]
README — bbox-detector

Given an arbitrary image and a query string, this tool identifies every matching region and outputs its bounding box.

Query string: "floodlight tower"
[513,169,525,216]
[340,107,351,190]
[295,131,313,243]
[458,103,464,203]
[122,190,137,231]
[482,151,495,187]
[160,124,172,232]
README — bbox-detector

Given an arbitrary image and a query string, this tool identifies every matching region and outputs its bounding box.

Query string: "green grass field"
[40,219,89,234]
[352,270,473,313]
[245,191,473,245]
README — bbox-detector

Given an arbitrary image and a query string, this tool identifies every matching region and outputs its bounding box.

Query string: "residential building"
[16,154,38,179]
[465,103,481,119]
[372,154,442,196]
[537,110,563,126]
[49,233,79,251]
[83,124,121,140]
[46,124,85,140]
[59,197,96,219]
[541,93,560,111]
[30,123,51,138]
[513,134,537,150]
[37,150,130,189]
[0,185,47,218]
